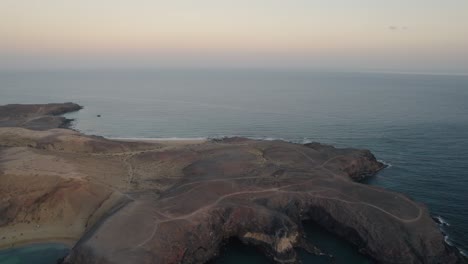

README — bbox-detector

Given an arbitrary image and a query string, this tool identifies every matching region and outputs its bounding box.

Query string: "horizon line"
[0,67,467,77]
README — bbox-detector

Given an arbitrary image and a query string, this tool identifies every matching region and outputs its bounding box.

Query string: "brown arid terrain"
[0,103,464,264]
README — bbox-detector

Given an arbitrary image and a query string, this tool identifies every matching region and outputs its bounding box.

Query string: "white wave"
[444,235,455,247]
[301,138,315,144]
[210,135,318,144]
[249,136,287,141]
[434,216,451,226]
[434,217,465,255]
[378,160,393,168]
[207,135,288,142]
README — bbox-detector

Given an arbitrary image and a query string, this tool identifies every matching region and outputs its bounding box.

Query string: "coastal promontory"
[0,103,463,263]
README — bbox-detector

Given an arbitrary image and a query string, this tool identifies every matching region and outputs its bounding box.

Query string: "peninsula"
[0,103,463,263]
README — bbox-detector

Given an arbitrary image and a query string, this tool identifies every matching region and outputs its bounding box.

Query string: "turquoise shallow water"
[1,70,467,262]
[0,243,69,264]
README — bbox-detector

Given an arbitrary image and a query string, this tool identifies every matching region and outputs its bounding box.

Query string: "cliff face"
[0,103,464,264]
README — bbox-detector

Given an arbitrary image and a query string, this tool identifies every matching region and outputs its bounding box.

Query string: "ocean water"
[0,70,467,262]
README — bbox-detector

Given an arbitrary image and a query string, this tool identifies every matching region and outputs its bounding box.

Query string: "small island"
[0,103,463,263]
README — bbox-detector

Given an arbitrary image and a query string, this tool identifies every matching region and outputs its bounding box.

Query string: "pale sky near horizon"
[1,0,468,73]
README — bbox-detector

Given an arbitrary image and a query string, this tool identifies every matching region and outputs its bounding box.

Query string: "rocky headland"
[0,103,464,263]
[0,103,82,130]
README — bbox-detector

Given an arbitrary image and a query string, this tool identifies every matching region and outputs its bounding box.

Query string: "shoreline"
[0,237,75,251]
[108,137,207,146]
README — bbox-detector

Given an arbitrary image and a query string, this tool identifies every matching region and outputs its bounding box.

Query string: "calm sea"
[0,70,467,263]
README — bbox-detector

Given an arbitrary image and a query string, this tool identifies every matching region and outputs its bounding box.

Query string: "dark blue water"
[213,221,372,264]
[298,221,372,264]
[1,70,467,261]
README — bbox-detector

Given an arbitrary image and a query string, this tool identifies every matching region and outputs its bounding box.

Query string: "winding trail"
[123,155,135,191]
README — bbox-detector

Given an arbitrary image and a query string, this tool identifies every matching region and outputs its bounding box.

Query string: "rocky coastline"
[0,103,464,263]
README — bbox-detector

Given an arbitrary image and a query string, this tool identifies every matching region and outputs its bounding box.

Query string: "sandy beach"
[109,137,207,146]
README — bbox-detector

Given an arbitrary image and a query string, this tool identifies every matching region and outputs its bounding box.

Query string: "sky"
[1,0,468,73]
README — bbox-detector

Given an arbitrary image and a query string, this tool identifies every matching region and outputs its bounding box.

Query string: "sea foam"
[434,215,451,227]
[377,160,393,168]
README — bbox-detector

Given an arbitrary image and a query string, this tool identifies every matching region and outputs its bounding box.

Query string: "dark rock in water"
[96,115,101,117]
[0,103,464,264]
